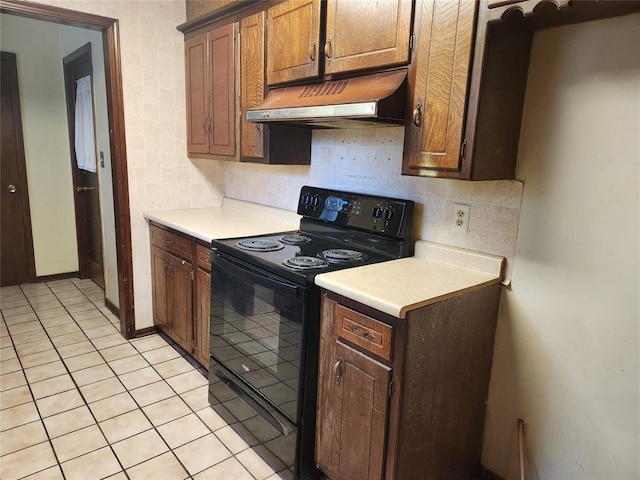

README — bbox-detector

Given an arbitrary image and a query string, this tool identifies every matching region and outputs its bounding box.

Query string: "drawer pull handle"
[347,323,376,341]
[334,358,343,385]
[165,239,174,246]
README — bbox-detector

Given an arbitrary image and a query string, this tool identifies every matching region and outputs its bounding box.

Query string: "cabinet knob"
[7,184,17,193]
[412,100,423,128]
[324,39,332,59]
[309,42,316,62]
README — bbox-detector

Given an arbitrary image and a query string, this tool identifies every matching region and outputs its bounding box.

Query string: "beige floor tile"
[51,332,87,348]
[51,424,108,462]
[154,356,195,379]
[57,340,96,359]
[92,333,128,350]
[71,363,115,386]
[119,366,162,390]
[268,470,293,480]
[24,360,67,383]
[0,384,33,410]
[30,374,76,399]
[126,451,188,480]
[0,346,16,360]
[36,389,85,418]
[1,304,33,317]
[141,345,182,365]
[3,312,37,325]
[0,357,21,375]
[0,401,40,431]
[15,338,54,357]
[79,376,126,402]
[236,445,284,480]
[10,328,49,345]
[196,406,229,432]
[84,324,120,340]
[100,343,138,362]
[19,348,60,369]
[180,385,210,411]
[89,391,138,421]
[104,471,128,480]
[193,456,255,480]
[0,441,57,480]
[108,354,148,375]
[31,300,63,313]
[0,420,48,455]
[60,446,122,480]
[63,350,105,372]
[45,322,82,338]
[130,335,169,353]
[21,465,65,480]
[99,409,152,444]
[43,405,95,438]
[72,310,106,322]
[112,428,169,469]
[166,369,208,394]
[0,370,26,391]
[215,424,257,454]
[129,380,175,407]
[142,396,192,427]
[157,413,211,449]
[7,320,42,336]
[36,308,70,321]
[174,433,232,476]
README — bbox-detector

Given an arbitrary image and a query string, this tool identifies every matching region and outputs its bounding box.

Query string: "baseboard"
[35,272,80,283]
[104,297,119,317]
[134,326,158,338]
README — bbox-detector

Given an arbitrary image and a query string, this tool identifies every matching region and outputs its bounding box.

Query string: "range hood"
[246,70,407,128]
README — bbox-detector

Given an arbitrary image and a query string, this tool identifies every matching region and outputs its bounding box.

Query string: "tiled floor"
[0,278,290,480]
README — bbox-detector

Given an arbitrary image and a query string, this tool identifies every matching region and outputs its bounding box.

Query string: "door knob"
[7,184,17,193]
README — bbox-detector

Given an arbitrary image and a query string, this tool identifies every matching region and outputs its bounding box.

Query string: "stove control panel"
[297,186,414,237]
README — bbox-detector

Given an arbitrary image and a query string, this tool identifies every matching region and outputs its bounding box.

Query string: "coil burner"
[318,249,368,263]
[236,239,284,252]
[282,256,329,270]
[280,234,312,245]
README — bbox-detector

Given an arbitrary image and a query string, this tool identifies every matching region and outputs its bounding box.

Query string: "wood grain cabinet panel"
[324,0,413,76]
[185,23,236,157]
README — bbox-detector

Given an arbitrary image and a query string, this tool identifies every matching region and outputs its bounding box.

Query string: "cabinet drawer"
[335,304,393,361]
[150,225,191,259]
[196,243,212,272]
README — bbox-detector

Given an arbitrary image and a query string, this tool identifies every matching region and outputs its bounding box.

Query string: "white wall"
[0,15,79,276]
[482,13,640,479]
[59,24,119,308]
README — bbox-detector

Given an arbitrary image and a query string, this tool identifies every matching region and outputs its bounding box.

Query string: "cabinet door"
[324,0,413,76]
[208,23,236,156]
[194,266,211,368]
[151,246,170,332]
[240,11,266,160]
[266,0,321,85]
[166,251,194,353]
[185,32,210,154]
[402,0,476,173]
[317,341,391,480]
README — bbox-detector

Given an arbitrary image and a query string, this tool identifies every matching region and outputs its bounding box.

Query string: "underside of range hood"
[246,70,408,128]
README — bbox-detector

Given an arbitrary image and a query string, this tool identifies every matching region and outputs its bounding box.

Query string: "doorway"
[0,1,135,338]
[63,43,105,289]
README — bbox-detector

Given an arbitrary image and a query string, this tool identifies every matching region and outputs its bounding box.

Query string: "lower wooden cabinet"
[316,286,502,480]
[149,223,211,369]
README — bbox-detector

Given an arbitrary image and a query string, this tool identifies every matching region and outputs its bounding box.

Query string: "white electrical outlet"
[453,204,470,232]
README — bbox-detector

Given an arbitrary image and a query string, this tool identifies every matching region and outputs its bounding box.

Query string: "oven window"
[210,266,304,422]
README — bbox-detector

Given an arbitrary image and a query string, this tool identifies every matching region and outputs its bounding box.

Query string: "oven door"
[209,250,309,427]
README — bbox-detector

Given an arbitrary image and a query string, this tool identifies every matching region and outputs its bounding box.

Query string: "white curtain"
[74,75,97,173]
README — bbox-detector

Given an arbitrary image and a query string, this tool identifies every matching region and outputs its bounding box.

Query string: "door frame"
[0,0,135,339]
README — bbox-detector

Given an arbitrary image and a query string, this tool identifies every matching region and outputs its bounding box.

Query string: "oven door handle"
[212,250,302,295]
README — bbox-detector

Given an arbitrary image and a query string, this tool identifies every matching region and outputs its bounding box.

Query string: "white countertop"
[315,241,504,319]
[143,198,301,243]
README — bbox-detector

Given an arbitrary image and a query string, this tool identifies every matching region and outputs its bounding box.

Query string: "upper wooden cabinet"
[240,11,312,164]
[403,0,476,174]
[185,23,236,157]
[266,0,414,86]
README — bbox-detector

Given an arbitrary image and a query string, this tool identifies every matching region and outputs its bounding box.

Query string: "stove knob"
[302,193,312,207]
[312,195,321,208]
[371,206,383,218]
[384,206,395,222]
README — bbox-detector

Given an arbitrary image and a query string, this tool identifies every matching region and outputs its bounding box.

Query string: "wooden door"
[317,340,391,480]
[266,0,322,85]
[167,251,193,353]
[0,52,35,287]
[240,11,267,161]
[402,0,476,173]
[324,0,413,76]
[209,23,236,156]
[151,246,170,332]
[185,32,210,155]
[63,44,104,288]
